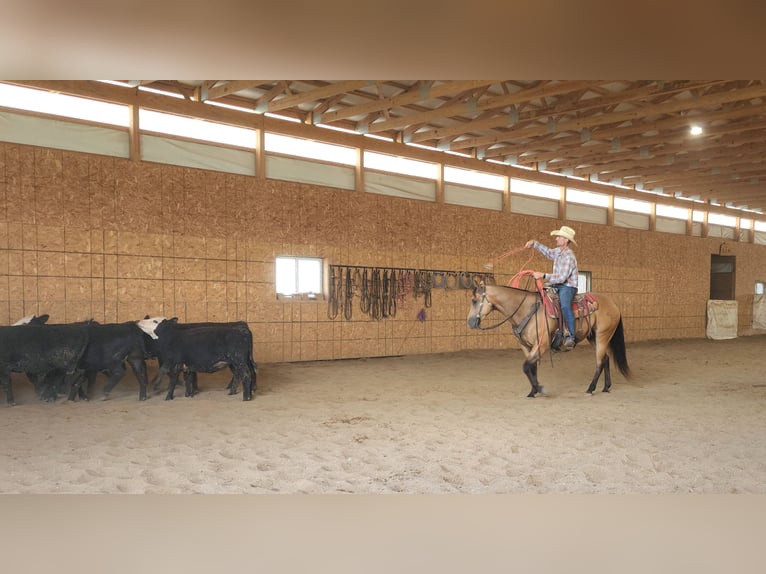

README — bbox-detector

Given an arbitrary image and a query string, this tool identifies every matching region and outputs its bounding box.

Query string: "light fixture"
[690,125,703,135]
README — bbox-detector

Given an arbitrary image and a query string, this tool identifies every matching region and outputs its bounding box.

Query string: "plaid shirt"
[532,241,579,288]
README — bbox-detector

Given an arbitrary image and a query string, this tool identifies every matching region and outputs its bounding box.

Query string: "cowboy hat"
[550,225,577,245]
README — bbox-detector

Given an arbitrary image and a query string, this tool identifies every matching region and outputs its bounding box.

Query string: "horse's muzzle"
[467,315,481,329]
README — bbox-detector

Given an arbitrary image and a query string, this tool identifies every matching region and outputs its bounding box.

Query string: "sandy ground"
[1,335,765,494]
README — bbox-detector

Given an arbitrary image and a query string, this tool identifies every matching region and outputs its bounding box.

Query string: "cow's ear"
[144,314,150,319]
[170,317,179,323]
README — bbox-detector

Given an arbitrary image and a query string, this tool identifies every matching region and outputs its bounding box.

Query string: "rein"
[473,285,555,367]
[475,286,531,331]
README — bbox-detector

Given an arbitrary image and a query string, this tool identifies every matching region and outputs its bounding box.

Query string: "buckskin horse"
[467,276,630,397]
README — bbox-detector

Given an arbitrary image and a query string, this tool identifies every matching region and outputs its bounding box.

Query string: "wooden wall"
[1,142,765,363]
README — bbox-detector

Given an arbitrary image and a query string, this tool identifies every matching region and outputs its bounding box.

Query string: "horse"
[467,280,630,397]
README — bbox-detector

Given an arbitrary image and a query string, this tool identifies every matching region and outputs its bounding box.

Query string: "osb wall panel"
[2,141,766,364]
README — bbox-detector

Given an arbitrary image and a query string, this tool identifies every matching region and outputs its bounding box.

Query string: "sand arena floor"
[1,335,765,494]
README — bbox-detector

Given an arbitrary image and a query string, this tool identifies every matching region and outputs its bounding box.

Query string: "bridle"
[472,285,528,331]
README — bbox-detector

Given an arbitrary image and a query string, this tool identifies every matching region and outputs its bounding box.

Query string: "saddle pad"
[543,290,598,319]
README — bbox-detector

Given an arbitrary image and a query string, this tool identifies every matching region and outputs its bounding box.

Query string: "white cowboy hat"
[550,225,577,245]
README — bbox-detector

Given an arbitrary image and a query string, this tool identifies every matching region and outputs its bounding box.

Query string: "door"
[710,255,736,300]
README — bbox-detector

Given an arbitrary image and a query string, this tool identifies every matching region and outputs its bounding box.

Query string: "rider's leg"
[557,285,577,348]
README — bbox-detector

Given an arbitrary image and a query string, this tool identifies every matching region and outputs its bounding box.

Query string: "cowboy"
[525,225,579,351]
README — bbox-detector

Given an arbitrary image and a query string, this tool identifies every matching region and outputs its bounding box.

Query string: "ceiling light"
[690,125,703,135]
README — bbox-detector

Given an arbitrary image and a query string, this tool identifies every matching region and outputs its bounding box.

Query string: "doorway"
[710,254,736,300]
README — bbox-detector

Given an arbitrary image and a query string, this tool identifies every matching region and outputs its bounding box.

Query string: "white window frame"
[363,151,439,179]
[756,281,766,296]
[566,188,609,207]
[275,256,323,299]
[578,271,592,293]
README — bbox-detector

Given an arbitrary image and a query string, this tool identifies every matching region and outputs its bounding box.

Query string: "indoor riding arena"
[1,80,766,495]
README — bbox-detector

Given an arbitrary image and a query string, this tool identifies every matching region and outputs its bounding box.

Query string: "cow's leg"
[65,371,86,401]
[28,372,48,400]
[151,365,168,391]
[84,371,98,399]
[125,357,148,401]
[249,360,257,398]
[227,367,238,395]
[101,362,127,400]
[67,372,83,401]
[2,371,15,406]
[232,363,252,401]
[183,370,197,398]
[165,366,181,400]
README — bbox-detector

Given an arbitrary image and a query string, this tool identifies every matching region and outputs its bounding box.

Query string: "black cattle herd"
[0,314,257,406]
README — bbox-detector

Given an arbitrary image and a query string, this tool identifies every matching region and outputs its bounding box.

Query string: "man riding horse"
[525,225,579,351]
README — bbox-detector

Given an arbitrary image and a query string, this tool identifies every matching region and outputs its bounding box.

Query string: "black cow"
[69,322,150,401]
[137,317,255,401]
[14,315,150,401]
[141,318,256,396]
[0,324,89,406]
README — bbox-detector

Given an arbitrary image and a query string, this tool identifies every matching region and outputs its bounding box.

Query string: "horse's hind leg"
[601,354,612,392]
[522,360,545,398]
[586,354,610,394]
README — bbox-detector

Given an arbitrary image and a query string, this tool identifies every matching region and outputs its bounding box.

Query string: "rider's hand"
[532,271,545,280]
[525,240,535,249]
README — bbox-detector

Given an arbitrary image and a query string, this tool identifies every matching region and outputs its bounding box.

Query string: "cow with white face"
[136,316,256,401]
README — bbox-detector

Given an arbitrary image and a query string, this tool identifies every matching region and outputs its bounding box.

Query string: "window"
[708,212,737,228]
[566,188,609,207]
[578,271,592,293]
[363,151,438,179]
[756,281,765,296]
[140,109,256,148]
[511,178,560,199]
[0,82,128,126]
[265,133,356,165]
[656,204,689,220]
[443,166,505,190]
[275,257,322,298]
[614,197,651,214]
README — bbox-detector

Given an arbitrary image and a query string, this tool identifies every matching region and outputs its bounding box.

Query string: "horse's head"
[467,282,494,329]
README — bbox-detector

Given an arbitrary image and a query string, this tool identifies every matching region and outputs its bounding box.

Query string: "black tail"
[609,317,631,379]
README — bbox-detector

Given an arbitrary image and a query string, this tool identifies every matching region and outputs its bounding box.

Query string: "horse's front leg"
[522,360,545,397]
[586,355,610,394]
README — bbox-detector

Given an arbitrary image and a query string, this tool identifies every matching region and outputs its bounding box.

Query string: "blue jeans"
[554,285,577,339]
